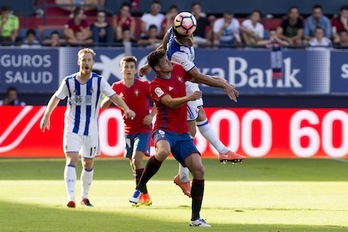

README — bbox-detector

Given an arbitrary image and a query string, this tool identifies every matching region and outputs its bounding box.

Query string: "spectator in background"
[304,4,331,42]
[116,27,137,55]
[91,9,113,46]
[33,0,44,17]
[140,0,165,38]
[138,24,162,49]
[240,10,264,46]
[276,6,304,45]
[308,27,332,48]
[0,87,26,106]
[161,5,179,35]
[64,7,93,45]
[213,10,241,47]
[113,3,136,41]
[331,5,348,44]
[42,31,66,47]
[55,0,105,15]
[257,28,289,46]
[335,29,348,47]
[20,29,41,48]
[191,2,212,47]
[0,5,19,45]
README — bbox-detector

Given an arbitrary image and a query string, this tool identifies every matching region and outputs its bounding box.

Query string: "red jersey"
[112,78,152,135]
[149,64,192,134]
[332,17,348,33]
[65,19,89,33]
[115,16,134,30]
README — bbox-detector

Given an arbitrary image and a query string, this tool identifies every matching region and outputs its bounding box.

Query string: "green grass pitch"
[0,158,347,231]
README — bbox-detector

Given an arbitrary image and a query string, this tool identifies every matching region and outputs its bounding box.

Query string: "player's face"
[78,52,94,75]
[156,56,173,73]
[179,34,194,47]
[121,61,137,80]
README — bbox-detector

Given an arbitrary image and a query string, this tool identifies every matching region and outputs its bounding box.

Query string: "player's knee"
[192,165,205,179]
[155,149,170,161]
[66,154,78,165]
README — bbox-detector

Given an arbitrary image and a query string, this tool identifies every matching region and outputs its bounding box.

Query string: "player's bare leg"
[64,152,79,208]
[80,157,94,207]
[196,106,245,164]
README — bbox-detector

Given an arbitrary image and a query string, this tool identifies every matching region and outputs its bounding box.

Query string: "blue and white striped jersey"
[166,28,199,95]
[166,28,196,72]
[55,72,115,136]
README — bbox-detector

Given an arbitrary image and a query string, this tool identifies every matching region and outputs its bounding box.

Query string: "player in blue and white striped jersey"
[40,48,135,208]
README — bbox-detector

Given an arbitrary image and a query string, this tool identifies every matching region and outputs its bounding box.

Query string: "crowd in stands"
[1,1,348,48]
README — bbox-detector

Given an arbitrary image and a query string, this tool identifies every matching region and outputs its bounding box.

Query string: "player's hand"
[143,114,153,125]
[124,109,136,120]
[223,83,239,102]
[188,91,202,101]
[40,117,50,132]
[138,64,151,77]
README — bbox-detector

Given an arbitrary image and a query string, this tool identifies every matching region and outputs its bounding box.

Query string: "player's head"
[120,56,137,80]
[77,48,96,75]
[147,49,173,74]
[172,26,194,47]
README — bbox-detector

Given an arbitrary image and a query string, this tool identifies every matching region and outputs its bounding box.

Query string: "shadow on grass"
[0,158,347,181]
[0,200,346,232]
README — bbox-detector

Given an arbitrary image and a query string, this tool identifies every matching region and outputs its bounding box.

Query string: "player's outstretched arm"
[40,96,61,132]
[109,94,136,119]
[188,67,239,102]
[138,32,170,77]
[161,91,202,108]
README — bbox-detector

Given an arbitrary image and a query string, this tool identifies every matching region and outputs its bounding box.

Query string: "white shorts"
[63,131,100,158]
[186,82,203,121]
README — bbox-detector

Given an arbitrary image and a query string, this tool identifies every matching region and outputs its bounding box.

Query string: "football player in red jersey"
[130,49,240,226]
[101,56,156,206]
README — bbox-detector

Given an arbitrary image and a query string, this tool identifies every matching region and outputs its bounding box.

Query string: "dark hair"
[50,30,60,37]
[0,5,9,12]
[288,6,299,13]
[148,24,158,31]
[224,10,233,16]
[339,29,348,34]
[168,5,178,11]
[191,2,201,8]
[312,4,322,11]
[340,5,348,12]
[151,0,161,5]
[73,6,82,17]
[26,29,37,37]
[147,49,166,70]
[251,9,262,18]
[6,86,18,95]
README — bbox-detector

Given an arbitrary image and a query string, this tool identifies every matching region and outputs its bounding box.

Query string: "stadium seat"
[18,28,40,42]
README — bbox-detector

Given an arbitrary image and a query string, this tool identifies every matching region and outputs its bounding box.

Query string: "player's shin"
[191,179,205,221]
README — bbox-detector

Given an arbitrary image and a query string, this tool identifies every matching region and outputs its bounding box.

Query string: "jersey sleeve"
[171,52,195,72]
[101,78,116,97]
[149,82,168,102]
[54,79,69,100]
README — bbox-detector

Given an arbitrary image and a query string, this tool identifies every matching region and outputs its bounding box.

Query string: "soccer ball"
[173,12,197,36]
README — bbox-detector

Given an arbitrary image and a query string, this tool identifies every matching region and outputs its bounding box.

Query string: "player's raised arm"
[187,67,239,102]
[138,32,170,77]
